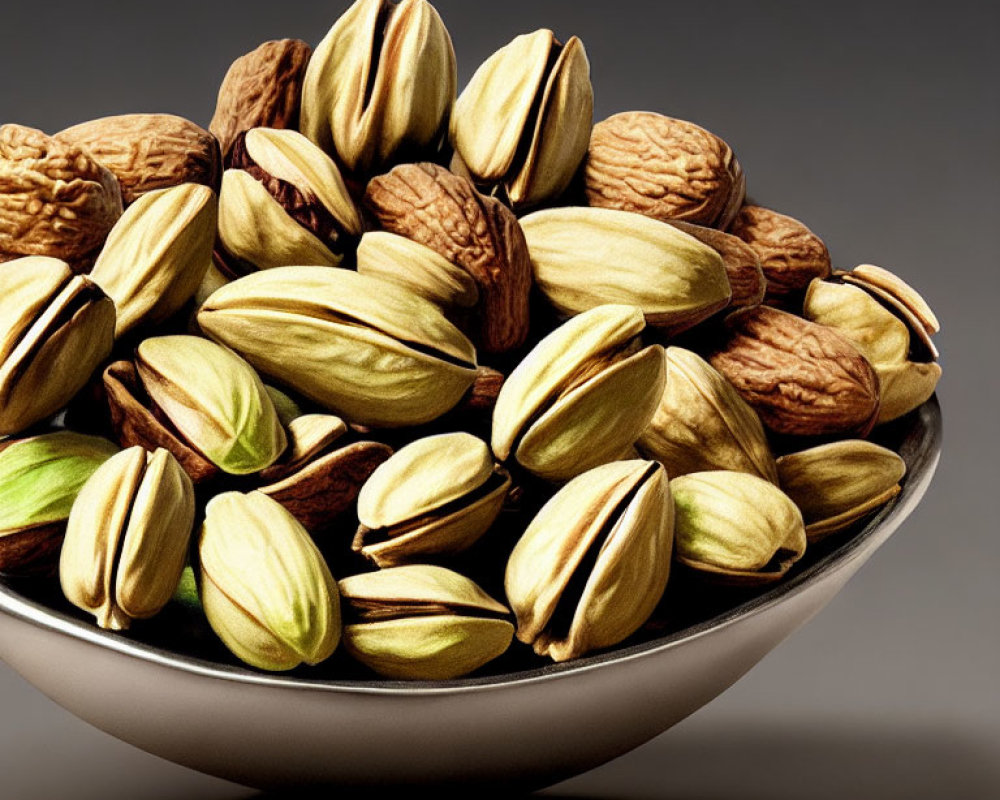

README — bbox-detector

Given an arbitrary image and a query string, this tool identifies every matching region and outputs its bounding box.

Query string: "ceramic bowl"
[0,398,941,791]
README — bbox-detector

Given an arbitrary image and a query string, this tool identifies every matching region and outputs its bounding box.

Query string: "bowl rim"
[0,398,942,696]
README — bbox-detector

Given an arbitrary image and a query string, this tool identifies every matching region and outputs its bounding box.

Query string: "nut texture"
[0,124,123,271]
[709,306,881,437]
[727,205,831,307]
[365,162,532,354]
[210,39,312,162]
[585,112,745,229]
[56,114,221,205]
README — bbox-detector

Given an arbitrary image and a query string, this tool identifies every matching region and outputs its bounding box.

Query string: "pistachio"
[492,305,665,481]
[0,256,115,435]
[727,204,832,308]
[0,124,122,271]
[199,491,341,671]
[59,446,195,630]
[506,459,673,662]
[0,432,118,574]
[586,112,745,229]
[90,184,216,338]
[135,335,287,475]
[210,39,313,162]
[450,29,593,210]
[353,432,511,567]
[216,128,362,274]
[339,564,513,680]
[709,306,882,438]
[776,440,906,541]
[520,206,731,335]
[804,265,941,423]
[356,231,479,314]
[666,221,765,310]
[300,0,456,176]
[364,162,532,354]
[197,267,478,428]
[55,114,221,206]
[637,347,777,482]
[671,470,806,584]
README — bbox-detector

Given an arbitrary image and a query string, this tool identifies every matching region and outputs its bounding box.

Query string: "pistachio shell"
[875,360,942,424]
[300,0,457,175]
[0,432,118,573]
[199,491,340,671]
[197,267,478,427]
[520,206,731,334]
[637,347,777,482]
[358,433,493,529]
[0,257,115,435]
[451,29,593,209]
[356,231,479,310]
[339,564,512,679]
[776,440,906,541]
[59,446,194,630]
[492,304,664,481]
[90,183,216,337]
[671,471,806,584]
[136,335,286,475]
[217,169,339,269]
[804,280,910,366]
[506,459,673,662]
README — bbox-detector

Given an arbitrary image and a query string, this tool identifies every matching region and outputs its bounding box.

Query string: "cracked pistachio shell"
[339,564,513,680]
[671,471,806,584]
[90,184,216,337]
[197,267,478,427]
[0,432,119,574]
[520,207,731,335]
[492,304,664,481]
[451,29,593,210]
[59,447,195,630]
[136,335,286,475]
[506,459,673,662]
[300,0,457,175]
[637,347,777,482]
[354,432,510,566]
[217,128,362,271]
[356,231,478,311]
[804,274,941,423]
[776,440,906,542]
[200,491,340,671]
[0,257,115,435]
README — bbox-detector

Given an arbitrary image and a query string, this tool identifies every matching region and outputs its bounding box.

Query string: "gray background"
[1,1,997,797]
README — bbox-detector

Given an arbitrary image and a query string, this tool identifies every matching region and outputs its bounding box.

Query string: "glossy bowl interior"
[0,398,941,791]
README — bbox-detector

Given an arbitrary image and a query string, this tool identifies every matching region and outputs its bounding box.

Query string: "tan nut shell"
[0,124,123,271]
[60,446,195,630]
[300,0,457,175]
[506,459,673,662]
[0,257,115,435]
[451,29,593,209]
[586,112,745,229]
[637,347,777,482]
[776,440,906,542]
[197,267,478,427]
[56,114,221,205]
[671,470,806,584]
[520,206,731,335]
[492,304,665,482]
[90,184,216,337]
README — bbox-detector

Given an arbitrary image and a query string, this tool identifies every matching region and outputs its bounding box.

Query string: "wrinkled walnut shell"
[365,163,532,355]
[0,124,123,271]
[585,112,745,229]
[709,306,881,437]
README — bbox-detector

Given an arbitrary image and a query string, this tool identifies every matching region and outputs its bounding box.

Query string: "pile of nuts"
[0,0,941,679]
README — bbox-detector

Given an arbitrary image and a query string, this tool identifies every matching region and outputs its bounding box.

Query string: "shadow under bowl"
[0,398,942,791]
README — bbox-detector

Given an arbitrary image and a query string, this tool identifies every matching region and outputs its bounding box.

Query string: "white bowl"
[0,399,941,791]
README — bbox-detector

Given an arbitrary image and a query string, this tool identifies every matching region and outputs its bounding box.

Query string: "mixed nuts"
[0,0,941,680]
